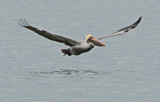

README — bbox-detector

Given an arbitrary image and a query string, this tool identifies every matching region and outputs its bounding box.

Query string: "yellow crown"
[86,35,93,40]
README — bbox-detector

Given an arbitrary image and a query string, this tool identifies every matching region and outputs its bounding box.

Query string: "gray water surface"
[0,0,160,102]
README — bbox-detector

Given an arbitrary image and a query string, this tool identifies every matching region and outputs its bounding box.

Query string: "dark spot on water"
[29,69,123,78]
[30,69,106,76]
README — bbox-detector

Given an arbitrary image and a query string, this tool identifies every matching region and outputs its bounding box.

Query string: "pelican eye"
[88,36,93,40]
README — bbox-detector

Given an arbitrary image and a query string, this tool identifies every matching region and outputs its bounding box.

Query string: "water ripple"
[28,69,122,78]
[30,69,105,76]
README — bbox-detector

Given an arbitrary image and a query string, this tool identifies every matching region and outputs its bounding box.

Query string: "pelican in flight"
[18,17,142,56]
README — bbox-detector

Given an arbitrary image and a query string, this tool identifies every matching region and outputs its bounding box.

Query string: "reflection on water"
[29,69,121,78]
[31,69,102,75]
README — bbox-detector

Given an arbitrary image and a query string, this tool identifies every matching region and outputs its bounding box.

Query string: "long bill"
[90,37,106,46]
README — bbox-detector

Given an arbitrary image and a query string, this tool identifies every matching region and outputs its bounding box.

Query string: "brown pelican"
[18,17,142,56]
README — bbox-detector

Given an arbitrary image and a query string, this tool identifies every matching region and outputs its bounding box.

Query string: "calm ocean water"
[0,0,160,102]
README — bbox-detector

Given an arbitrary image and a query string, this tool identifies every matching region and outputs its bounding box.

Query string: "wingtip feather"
[17,18,30,27]
[134,17,142,26]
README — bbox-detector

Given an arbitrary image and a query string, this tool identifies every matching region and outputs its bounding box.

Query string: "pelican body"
[18,17,142,56]
[65,40,94,56]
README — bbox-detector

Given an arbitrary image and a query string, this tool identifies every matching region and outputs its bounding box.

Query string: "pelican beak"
[90,37,106,46]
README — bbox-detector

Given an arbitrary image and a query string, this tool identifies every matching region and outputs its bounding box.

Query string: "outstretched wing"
[97,17,142,40]
[18,18,80,46]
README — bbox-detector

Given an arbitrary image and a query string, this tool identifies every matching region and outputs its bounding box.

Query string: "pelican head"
[86,34,106,46]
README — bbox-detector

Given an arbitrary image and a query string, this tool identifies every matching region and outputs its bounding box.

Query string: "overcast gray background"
[0,0,160,102]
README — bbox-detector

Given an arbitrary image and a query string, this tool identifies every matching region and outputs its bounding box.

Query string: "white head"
[86,34,106,46]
